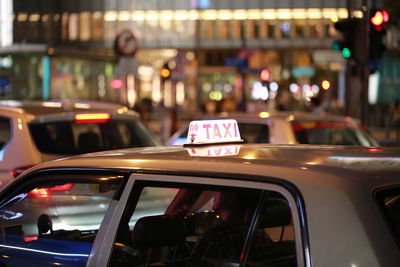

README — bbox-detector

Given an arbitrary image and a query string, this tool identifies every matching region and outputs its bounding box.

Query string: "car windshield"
[291,120,379,146]
[29,119,160,155]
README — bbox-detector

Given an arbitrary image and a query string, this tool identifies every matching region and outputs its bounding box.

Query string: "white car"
[0,119,397,267]
[0,100,160,188]
[166,111,380,147]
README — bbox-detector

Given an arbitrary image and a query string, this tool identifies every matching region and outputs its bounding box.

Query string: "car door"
[0,170,125,267]
[92,173,308,267]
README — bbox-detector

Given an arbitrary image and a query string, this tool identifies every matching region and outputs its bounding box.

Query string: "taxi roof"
[0,100,132,117]
[25,144,400,190]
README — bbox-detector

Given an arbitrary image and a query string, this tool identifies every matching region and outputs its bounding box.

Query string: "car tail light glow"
[29,188,50,199]
[24,236,38,242]
[10,165,35,178]
[29,183,73,199]
[74,113,111,123]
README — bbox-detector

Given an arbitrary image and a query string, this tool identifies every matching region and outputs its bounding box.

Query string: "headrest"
[132,215,185,247]
[257,199,292,228]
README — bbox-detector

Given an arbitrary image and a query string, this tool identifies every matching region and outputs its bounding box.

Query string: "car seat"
[246,198,297,267]
[132,214,190,267]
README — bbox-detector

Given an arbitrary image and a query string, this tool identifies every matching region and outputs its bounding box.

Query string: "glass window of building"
[216,20,229,40]
[144,19,159,42]
[246,20,254,40]
[104,12,117,41]
[61,13,68,41]
[28,13,40,42]
[279,21,291,38]
[267,22,276,39]
[79,12,91,41]
[68,13,79,41]
[41,14,52,42]
[259,20,267,40]
[295,20,306,38]
[91,12,103,41]
[231,20,242,40]
[160,18,172,41]
[200,20,214,40]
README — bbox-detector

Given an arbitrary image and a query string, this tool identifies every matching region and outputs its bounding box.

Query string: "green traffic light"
[342,47,351,58]
[332,42,341,51]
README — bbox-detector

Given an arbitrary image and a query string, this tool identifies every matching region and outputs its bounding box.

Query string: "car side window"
[247,195,297,266]
[0,117,11,150]
[0,175,122,267]
[108,182,297,267]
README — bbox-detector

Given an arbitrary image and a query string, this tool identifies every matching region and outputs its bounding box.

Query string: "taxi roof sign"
[184,119,243,146]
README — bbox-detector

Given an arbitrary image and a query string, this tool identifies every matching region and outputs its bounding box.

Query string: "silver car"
[0,100,160,187]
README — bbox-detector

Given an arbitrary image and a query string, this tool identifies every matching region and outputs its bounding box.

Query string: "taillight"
[28,183,73,199]
[74,113,111,123]
[10,165,35,178]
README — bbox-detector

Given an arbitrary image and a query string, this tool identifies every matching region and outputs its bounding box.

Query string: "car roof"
[205,111,361,122]
[0,100,132,117]
[25,144,399,190]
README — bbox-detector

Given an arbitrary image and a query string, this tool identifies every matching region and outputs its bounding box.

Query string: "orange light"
[371,10,384,26]
[321,80,330,90]
[29,188,50,199]
[260,69,270,82]
[74,113,111,123]
[160,68,170,78]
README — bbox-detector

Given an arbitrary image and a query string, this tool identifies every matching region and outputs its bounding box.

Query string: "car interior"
[110,186,297,267]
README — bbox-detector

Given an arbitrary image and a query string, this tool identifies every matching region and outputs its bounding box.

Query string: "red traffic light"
[260,69,270,82]
[371,10,389,27]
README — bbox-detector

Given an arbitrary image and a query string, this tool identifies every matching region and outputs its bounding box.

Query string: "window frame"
[0,116,11,151]
[100,173,309,267]
[0,169,128,267]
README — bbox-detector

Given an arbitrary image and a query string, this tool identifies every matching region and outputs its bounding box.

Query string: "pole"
[360,0,370,125]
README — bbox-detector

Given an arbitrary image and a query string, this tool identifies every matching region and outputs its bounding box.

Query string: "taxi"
[0,100,160,188]
[166,111,379,147]
[0,119,398,267]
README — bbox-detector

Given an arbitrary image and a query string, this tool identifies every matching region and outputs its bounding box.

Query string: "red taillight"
[29,183,73,199]
[24,236,38,242]
[74,113,111,123]
[10,165,35,178]
[29,188,50,199]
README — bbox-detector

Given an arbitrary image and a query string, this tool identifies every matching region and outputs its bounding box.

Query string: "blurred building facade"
[0,0,394,120]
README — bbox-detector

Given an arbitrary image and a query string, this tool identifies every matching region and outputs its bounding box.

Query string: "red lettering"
[223,123,232,137]
[233,124,238,137]
[224,147,233,155]
[214,148,222,156]
[214,124,221,138]
[203,124,211,139]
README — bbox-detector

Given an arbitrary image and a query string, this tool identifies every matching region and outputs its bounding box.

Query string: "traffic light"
[369,9,389,62]
[333,18,361,59]
[160,63,171,81]
[260,69,270,82]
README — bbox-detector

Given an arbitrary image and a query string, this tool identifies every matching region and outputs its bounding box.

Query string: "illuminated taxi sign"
[187,145,241,157]
[185,119,242,146]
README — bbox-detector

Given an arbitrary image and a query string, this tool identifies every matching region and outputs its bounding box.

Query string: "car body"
[0,119,398,267]
[0,100,161,188]
[166,111,380,147]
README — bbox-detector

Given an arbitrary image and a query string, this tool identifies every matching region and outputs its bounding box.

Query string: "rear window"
[29,119,160,155]
[0,117,11,150]
[376,187,400,246]
[291,120,378,146]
